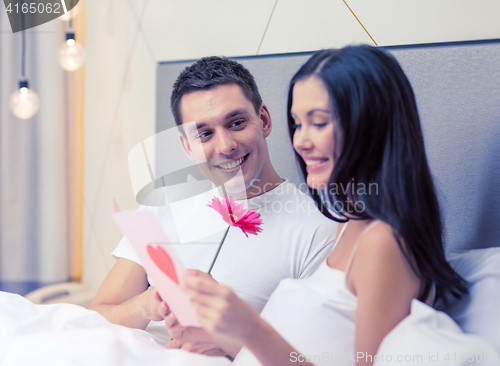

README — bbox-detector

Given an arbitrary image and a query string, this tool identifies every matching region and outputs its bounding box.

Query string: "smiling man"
[89,57,337,358]
[177,83,280,200]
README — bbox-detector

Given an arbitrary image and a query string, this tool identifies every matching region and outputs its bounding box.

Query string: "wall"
[82,0,500,292]
[0,7,72,294]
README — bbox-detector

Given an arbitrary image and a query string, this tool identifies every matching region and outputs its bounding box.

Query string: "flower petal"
[208,196,263,237]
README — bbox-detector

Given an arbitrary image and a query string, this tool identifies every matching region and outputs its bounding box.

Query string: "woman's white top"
[233,221,380,366]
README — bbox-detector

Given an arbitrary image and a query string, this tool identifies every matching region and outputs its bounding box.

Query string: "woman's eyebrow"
[307,109,331,116]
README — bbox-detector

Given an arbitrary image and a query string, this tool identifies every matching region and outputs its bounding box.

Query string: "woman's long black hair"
[287,45,467,304]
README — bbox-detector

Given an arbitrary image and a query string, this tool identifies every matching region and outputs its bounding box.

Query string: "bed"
[2,247,499,365]
[4,39,500,365]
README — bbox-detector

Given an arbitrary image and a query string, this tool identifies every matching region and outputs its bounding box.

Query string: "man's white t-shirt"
[112,180,337,338]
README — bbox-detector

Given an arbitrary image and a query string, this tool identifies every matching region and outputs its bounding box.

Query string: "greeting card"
[111,199,200,327]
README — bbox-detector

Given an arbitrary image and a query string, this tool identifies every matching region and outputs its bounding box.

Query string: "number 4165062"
[5,2,62,14]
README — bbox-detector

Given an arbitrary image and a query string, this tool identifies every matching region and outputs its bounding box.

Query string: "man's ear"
[259,103,272,138]
[179,132,196,162]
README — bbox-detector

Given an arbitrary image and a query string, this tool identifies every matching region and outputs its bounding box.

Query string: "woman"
[182,45,468,366]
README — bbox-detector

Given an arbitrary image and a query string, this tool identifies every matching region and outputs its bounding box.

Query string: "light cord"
[21,0,26,79]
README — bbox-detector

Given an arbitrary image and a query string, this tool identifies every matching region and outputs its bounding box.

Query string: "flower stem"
[208,225,230,274]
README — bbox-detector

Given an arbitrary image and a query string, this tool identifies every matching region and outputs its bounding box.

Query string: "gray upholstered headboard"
[156,40,500,251]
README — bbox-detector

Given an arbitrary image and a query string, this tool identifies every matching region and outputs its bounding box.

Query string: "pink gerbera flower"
[207,196,263,237]
[206,195,263,274]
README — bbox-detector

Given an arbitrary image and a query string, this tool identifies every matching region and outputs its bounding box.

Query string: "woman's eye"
[292,123,302,130]
[315,122,327,128]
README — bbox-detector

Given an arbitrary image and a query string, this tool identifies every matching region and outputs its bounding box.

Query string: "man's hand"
[89,258,169,329]
[164,339,229,357]
[164,313,213,342]
[139,287,170,322]
[163,305,237,358]
[183,270,261,345]
[163,269,240,358]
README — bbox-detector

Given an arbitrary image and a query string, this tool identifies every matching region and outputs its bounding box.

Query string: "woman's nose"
[293,127,313,152]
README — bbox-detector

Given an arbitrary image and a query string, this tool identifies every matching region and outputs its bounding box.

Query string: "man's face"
[179,83,273,198]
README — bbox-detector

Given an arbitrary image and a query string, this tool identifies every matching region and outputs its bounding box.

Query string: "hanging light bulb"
[9,80,41,120]
[59,3,80,22]
[58,32,86,71]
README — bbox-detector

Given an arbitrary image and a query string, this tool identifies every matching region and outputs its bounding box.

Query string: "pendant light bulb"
[9,80,40,120]
[58,32,86,71]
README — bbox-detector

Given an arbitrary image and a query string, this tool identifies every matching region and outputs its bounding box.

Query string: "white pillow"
[375,300,499,366]
[443,247,500,350]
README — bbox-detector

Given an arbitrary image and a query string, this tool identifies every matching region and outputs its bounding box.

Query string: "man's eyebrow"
[195,122,207,130]
[184,122,207,134]
[184,108,250,133]
[224,108,249,120]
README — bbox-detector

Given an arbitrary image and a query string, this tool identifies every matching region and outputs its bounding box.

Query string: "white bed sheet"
[375,300,499,366]
[0,291,231,366]
[3,244,500,366]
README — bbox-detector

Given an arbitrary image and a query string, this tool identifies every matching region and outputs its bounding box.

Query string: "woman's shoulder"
[349,220,420,297]
[359,220,397,245]
[353,221,420,284]
[349,221,405,273]
[357,221,406,266]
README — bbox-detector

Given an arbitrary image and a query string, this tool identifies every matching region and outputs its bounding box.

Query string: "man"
[90,56,337,358]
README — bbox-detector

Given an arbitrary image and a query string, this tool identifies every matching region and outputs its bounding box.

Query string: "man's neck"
[217,176,284,200]
[246,176,285,199]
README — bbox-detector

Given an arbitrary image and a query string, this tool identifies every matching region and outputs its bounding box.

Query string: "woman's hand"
[182,271,262,345]
[183,270,305,365]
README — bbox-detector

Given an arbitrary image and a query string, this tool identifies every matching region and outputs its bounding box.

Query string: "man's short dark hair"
[170,56,263,126]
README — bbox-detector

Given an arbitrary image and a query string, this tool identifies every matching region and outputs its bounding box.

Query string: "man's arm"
[88,258,169,329]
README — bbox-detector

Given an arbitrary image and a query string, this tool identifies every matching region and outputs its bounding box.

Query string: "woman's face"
[291,76,336,190]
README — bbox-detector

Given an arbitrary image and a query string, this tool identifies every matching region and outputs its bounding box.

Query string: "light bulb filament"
[67,39,75,46]
[20,87,28,94]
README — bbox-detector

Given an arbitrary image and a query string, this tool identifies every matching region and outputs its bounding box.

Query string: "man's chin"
[219,180,249,200]
[210,168,247,193]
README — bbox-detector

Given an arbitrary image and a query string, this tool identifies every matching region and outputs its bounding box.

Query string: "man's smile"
[213,154,249,171]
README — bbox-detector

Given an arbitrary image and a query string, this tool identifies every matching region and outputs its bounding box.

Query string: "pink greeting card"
[112,200,201,327]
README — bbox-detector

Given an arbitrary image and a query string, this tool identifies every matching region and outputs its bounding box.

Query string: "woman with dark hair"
[181,45,468,366]
[287,45,467,306]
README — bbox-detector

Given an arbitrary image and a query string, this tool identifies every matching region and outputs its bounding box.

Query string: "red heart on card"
[146,244,179,285]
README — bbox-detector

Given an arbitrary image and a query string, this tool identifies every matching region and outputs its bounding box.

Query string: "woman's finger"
[185,269,216,282]
[183,274,222,295]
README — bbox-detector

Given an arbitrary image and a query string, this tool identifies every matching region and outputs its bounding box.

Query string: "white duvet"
[0,291,231,366]
[374,300,500,366]
[1,291,498,366]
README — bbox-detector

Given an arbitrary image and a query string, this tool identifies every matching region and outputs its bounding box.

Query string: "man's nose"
[215,130,237,155]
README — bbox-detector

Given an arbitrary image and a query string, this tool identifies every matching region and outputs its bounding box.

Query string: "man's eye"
[197,131,212,140]
[230,120,246,128]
